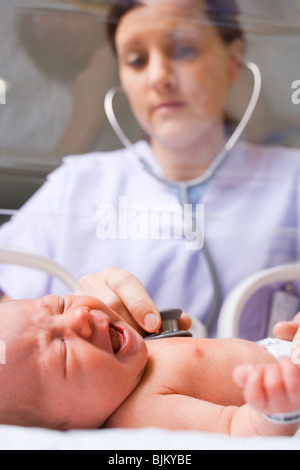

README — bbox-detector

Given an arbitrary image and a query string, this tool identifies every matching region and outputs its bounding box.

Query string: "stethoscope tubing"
[104,61,262,332]
[104,61,261,190]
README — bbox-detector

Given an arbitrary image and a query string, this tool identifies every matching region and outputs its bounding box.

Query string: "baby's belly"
[146,337,275,407]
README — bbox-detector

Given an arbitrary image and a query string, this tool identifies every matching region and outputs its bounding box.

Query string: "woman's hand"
[273,312,300,342]
[75,268,191,336]
[273,314,300,365]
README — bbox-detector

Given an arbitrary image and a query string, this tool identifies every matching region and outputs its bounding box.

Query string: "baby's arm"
[109,360,300,437]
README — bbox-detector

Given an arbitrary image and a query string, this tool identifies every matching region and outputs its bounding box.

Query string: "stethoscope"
[104,61,262,334]
[145,309,193,340]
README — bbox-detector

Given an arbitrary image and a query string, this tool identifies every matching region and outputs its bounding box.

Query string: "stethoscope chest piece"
[145,308,193,341]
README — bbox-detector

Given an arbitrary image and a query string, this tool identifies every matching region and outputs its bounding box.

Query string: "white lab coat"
[1,140,300,340]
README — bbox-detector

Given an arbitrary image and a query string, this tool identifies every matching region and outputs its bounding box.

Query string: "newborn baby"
[0,295,299,437]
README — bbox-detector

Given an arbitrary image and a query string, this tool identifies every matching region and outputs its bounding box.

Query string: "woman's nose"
[61,306,93,339]
[147,52,176,91]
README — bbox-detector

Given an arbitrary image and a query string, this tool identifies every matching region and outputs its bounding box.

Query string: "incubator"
[0,0,300,341]
[1,0,300,449]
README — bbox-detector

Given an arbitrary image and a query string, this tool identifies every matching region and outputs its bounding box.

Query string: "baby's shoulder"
[104,340,191,429]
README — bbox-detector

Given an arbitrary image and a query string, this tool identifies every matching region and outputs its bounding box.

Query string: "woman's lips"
[153,101,186,114]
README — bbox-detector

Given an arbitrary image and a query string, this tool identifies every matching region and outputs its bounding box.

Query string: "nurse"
[1,0,300,341]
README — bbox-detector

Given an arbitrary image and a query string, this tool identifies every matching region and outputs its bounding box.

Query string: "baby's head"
[0,295,148,429]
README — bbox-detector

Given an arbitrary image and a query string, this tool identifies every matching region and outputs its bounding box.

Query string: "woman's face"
[116,0,243,149]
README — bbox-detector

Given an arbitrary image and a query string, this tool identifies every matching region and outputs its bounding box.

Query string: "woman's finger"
[92,267,162,333]
[273,321,299,341]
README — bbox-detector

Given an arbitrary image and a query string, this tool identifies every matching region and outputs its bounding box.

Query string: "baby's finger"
[280,357,300,410]
[273,321,299,341]
[263,363,287,414]
[243,366,267,412]
[233,365,255,388]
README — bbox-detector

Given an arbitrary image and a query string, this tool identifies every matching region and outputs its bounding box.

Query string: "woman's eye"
[125,52,147,69]
[173,44,198,60]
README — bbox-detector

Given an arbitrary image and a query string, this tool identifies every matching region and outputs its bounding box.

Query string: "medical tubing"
[105,87,223,329]
[224,62,262,153]
[104,86,136,154]
[180,185,222,332]
[104,61,262,334]
[185,61,262,187]
[0,249,79,292]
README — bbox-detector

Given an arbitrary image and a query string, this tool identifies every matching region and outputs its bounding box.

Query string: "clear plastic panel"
[0,0,300,338]
[0,1,299,213]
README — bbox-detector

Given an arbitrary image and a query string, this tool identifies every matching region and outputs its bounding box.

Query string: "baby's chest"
[145,342,208,397]
[145,340,245,406]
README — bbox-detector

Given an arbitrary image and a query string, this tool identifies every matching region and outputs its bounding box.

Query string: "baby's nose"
[64,306,92,339]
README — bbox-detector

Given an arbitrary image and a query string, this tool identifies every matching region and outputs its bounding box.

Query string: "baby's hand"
[233,357,300,416]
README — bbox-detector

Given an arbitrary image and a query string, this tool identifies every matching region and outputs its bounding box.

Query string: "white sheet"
[0,426,299,450]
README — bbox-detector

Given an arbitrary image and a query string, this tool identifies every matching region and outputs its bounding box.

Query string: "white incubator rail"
[218,263,300,338]
[0,249,79,292]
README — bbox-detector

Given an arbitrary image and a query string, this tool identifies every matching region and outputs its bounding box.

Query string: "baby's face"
[0,295,148,429]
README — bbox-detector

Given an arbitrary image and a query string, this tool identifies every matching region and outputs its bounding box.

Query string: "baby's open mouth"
[109,325,124,354]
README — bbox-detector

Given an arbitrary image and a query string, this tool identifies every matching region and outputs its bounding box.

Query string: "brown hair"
[106,0,244,54]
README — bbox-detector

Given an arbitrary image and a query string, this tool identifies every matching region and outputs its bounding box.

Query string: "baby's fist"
[233,358,300,416]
